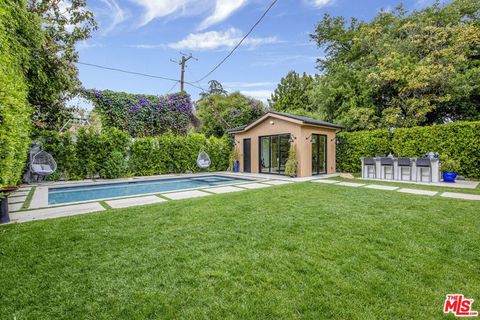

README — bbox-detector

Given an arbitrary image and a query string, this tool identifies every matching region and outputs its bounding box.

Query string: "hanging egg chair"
[197,150,211,169]
[30,150,57,177]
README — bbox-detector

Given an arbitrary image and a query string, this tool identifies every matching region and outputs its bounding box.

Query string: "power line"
[77,61,206,92]
[77,61,179,83]
[193,0,278,83]
[166,82,178,94]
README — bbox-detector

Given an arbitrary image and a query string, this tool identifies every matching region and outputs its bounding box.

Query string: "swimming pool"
[48,175,255,205]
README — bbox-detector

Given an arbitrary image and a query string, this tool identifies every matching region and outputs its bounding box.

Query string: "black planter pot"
[0,187,18,224]
[0,197,9,223]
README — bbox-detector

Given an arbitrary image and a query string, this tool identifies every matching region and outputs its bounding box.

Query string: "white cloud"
[133,0,191,26]
[240,90,273,102]
[99,0,127,35]
[131,0,245,29]
[305,0,334,8]
[169,28,280,51]
[198,0,247,30]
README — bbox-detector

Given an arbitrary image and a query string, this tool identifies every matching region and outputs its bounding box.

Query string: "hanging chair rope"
[197,150,211,169]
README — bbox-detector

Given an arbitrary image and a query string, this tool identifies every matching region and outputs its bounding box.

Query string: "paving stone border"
[4,178,478,225]
[314,179,480,200]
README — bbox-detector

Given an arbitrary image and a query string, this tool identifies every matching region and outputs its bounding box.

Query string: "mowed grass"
[1,183,479,319]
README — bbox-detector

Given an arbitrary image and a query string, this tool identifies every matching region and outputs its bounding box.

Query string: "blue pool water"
[48,175,254,205]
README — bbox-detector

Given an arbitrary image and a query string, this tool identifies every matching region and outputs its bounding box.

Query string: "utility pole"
[171,53,197,92]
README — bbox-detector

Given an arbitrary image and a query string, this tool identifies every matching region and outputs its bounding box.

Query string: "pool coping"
[28,173,268,210]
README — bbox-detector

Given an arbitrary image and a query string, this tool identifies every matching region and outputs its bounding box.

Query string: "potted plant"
[285,145,298,178]
[441,157,460,183]
[0,186,19,223]
[229,148,240,173]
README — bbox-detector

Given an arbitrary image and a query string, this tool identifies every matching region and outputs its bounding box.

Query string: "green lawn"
[1,183,479,319]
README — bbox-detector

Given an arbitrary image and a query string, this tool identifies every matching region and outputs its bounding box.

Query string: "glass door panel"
[312,135,319,174]
[312,134,327,175]
[318,135,326,174]
[270,136,279,173]
[279,135,290,174]
[260,137,270,173]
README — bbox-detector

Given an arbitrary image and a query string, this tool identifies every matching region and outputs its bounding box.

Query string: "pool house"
[227,111,344,177]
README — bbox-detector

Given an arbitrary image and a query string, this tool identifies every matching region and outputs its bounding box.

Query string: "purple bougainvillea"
[81,89,195,137]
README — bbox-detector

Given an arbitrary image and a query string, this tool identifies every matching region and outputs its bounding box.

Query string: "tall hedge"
[37,130,231,180]
[336,121,480,178]
[393,122,480,178]
[129,133,230,176]
[0,2,39,186]
[336,129,391,173]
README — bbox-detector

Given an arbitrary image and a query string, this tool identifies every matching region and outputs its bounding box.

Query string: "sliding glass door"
[312,134,327,175]
[259,134,290,175]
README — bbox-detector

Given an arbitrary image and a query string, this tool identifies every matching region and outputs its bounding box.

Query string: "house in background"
[227,111,344,177]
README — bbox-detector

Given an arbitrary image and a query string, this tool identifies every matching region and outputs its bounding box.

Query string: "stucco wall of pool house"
[231,114,340,177]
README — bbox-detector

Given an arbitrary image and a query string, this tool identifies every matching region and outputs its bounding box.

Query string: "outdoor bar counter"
[361,157,440,183]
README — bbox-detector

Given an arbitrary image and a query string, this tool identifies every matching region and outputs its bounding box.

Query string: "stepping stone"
[18,187,32,192]
[106,196,166,209]
[238,183,271,189]
[337,182,366,187]
[312,180,339,184]
[204,186,244,194]
[397,188,437,196]
[441,192,480,201]
[8,202,23,212]
[9,195,27,203]
[364,184,399,191]
[9,202,105,223]
[163,190,211,200]
[262,180,293,185]
[12,191,29,197]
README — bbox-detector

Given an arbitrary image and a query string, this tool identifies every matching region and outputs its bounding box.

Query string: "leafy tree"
[197,92,266,138]
[269,71,314,113]
[200,80,228,99]
[26,0,97,129]
[309,0,480,131]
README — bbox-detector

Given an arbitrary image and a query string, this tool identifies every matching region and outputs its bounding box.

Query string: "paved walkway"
[313,180,480,200]
[4,177,478,225]
[3,181,282,224]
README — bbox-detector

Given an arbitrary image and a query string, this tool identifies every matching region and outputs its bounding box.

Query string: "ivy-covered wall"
[81,89,196,137]
[0,2,38,187]
[337,121,480,178]
[36,129,231,180]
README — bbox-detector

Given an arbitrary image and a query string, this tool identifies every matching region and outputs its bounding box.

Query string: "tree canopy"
[197,92,266,138]
[27,0,97,129]
[269,71,314,113]
[308,0,480,131]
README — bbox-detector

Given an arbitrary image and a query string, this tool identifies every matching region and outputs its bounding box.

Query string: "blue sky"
[76,0,437,104]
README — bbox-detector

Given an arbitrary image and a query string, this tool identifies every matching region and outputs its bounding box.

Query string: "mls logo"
[444,294,478,317]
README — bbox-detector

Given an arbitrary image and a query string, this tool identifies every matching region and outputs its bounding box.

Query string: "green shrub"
[336,122,480,178]
[129,132,231,175]
[393,122,480,178]
[35,130,79,181]
[0,3,35,187]
[441,157,460,173]
[336,129,391,173]
[285,145,298,177]
[100,151,128,179]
